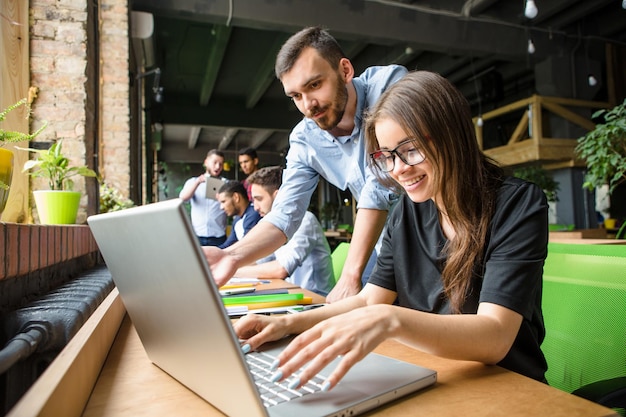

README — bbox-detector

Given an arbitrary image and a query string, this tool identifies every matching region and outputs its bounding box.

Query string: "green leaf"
[19,139,100,191]
[577,98,626,193]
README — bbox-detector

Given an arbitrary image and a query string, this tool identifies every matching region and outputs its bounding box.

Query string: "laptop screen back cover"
[88,199,268,417]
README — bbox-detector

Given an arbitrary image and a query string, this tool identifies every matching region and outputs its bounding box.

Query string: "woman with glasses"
[234,71,549,391]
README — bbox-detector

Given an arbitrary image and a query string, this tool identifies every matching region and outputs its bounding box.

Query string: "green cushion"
[330,242,350,286]
[542,246,626,394]
[548,242,626,258]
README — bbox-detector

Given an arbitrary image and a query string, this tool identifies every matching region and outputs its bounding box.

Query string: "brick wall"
[0,0,128,309]
[28,0,131,220]
[99,0,131,198]
[29,0,90,222]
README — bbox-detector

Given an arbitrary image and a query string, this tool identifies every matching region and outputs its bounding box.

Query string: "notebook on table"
[87,199,437,417]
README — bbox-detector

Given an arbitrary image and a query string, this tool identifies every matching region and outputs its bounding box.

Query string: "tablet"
[205,177,226,200]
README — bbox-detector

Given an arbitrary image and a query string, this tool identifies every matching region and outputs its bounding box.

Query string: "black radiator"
[0,266,114,415]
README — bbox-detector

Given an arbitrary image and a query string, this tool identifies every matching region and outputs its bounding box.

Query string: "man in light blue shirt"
[203,27,407,302]
[234,166,333,297]
[179,149,228,246]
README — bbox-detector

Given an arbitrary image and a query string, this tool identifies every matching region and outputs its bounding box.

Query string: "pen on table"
[301,303,327,311]
[220,283,257,290]
[286,303,327,314]
[229,278,272,284]
[219,287,257,296]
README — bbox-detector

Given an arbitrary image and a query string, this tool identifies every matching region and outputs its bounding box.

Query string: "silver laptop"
[87,199,437,417]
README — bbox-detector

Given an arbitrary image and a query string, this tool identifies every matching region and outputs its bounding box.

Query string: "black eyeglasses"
[370,139,426,172]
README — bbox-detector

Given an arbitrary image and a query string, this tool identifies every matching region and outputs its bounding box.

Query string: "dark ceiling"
[130,0,626,165]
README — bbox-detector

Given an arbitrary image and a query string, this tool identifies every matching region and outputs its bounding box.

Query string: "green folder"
[222,293,304,305]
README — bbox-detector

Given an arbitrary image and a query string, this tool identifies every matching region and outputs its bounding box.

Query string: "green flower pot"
[33,190,81,224]
[0,148,14,214]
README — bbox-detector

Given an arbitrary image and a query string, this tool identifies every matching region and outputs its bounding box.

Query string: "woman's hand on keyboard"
[235,314,291,353]
[270,304,396,391]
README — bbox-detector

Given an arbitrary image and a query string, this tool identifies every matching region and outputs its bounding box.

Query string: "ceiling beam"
[461,0,501,17]
[187,126,201,149]
[536,0,615,30]
[447,57,497,85]
[199,24,232,106]
[158,141,290,164]
[342,41,369,60]
[413,53,473,80]
[133,0,570,61]
[380,45,420,66]
[246,34,290,109]
[159,96,302,130]
[249,130,274,149]
[218,128,238,151]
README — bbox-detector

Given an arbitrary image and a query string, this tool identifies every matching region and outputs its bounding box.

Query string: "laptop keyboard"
[245,350,327,407]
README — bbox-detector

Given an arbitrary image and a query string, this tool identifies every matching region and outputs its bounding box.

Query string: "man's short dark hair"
[217,180,248,201]
[246,166,282,193]
[275,26,346,79]
[207,149,225,159]
[238,147,258,159]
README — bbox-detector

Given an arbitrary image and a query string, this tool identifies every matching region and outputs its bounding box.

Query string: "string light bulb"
[623,0,626,9]
[525,0,538,19]
[588,74,598,87]
[527,38,535,54]
[477,116,484,127]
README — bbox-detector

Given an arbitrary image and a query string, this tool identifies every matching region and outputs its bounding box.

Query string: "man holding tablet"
[179,149,228,246]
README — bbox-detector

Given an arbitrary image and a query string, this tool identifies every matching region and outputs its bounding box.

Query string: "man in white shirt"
[234,166,334,297]
[179,149,227,246]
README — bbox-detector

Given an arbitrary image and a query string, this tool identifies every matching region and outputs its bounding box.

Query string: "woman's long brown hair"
[365,71,504,313]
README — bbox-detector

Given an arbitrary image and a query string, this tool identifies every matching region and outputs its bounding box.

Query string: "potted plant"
[20,139,99,224]
[0,94,46,214]
[99,182,134,213]
[576,98,626,238]
[513,165,565,230]
[513,165,559,203]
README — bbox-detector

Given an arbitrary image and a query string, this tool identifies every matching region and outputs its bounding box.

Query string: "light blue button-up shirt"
[263,65,408,239]
[274,211,333,296]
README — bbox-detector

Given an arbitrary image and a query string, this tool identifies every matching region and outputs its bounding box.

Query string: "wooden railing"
[473,95,610,168]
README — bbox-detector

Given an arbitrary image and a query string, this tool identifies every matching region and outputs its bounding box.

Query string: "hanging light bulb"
[525,0,538,19]
[588,74,598,87]
[623,0,626,9]
[477,116,484,127]
[527,38,535,54]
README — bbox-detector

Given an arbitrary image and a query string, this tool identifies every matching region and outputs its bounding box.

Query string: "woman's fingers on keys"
[277,328,351,387]
[297,336,367,390]
[272,328,328,381]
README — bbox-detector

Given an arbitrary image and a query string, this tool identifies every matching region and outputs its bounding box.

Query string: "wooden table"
[8,282,619,417]
[549,237,626,244]
[549,228,608,240]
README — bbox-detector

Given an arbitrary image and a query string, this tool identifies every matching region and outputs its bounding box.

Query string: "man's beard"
[308,76,348,131]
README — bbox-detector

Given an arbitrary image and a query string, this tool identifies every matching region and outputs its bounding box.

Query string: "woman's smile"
[399,174,425,189]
